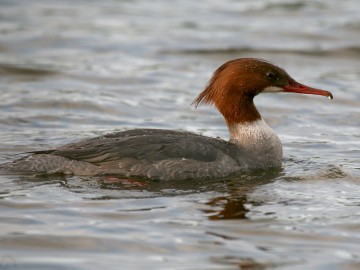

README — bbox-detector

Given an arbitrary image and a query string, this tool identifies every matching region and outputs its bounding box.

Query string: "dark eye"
[266,72,276,80]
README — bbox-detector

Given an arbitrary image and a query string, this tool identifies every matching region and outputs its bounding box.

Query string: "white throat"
[228,118,283,168]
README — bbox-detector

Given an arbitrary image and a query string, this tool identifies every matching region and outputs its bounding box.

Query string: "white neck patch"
[228,119,283,168]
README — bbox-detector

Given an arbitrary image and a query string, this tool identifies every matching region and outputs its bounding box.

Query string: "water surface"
[0,0,359,269]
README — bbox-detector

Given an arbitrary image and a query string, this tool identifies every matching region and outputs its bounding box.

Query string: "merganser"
[1,58,333,180]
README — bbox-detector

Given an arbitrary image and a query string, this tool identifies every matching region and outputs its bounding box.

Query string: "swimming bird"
[1,58,333,180]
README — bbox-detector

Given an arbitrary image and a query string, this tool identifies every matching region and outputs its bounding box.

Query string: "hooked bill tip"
[283,83,333,101]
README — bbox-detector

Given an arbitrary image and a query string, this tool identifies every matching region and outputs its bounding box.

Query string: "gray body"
[1,122,282,180]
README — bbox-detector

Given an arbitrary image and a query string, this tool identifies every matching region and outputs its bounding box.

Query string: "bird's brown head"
[193,58,333,126]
